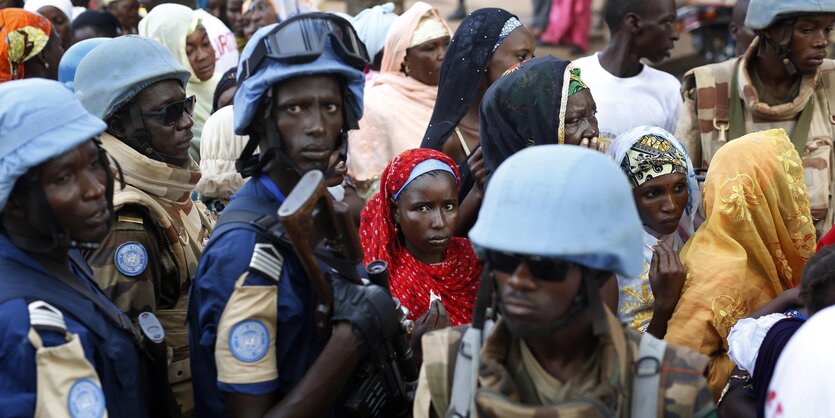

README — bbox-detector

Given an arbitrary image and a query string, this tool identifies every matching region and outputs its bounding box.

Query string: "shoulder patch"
[68,378,105,418]
[114,241,148,277]
[229,319,270,363]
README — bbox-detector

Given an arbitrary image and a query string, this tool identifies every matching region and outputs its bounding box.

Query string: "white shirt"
[573,52,683,140]
[196,10,239,75]
[766,305,835,418]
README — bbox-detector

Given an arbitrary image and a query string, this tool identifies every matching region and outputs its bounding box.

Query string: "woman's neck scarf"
[420,8,517,151]
[0,9,52,82]
[607,126,701,331]
[359,148,481,326]
[479,56,589,176]
[666,129,816,396]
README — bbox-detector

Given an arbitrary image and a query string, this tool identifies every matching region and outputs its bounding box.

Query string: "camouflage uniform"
[413,307,716,418]
[676,37,835,234]
[85,133,212,416]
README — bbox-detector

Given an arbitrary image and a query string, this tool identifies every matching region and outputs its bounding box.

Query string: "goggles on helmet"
[240,12,370,81]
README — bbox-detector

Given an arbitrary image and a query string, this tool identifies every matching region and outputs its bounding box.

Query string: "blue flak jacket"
[188,176,327,418]
[0,233,147,418]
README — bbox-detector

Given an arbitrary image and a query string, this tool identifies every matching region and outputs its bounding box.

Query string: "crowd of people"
[1,0,835,417]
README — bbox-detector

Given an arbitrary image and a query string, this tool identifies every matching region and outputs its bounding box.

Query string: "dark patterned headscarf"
[420,8,517,150]
[480,56,587,176]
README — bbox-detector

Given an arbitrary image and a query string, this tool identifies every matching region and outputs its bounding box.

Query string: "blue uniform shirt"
[0,234,147,418]
[189,176,326,417]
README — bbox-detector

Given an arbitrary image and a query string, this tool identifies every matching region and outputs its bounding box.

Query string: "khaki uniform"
[676,37,835,233]
[414,308,716,418]
[85,134,212,416]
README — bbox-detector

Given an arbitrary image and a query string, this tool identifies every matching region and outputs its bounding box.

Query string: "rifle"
[277,170,417,417]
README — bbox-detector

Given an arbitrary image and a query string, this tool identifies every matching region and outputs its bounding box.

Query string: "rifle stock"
[277,170,363,333]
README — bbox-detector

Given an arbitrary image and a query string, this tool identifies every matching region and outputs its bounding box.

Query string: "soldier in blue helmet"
[57,37,109,91]
[677,0,835,235]
[0,79,150,417]
[188,13,407,418]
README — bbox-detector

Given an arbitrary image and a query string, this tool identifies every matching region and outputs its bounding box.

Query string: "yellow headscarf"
[665,129,815,399]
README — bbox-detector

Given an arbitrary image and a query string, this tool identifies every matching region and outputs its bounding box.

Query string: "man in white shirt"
[573,0,682,141]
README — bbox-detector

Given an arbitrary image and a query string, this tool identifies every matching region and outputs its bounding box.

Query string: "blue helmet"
[58,38,110,92]
[469,145,644,279]
[234,16,367,136]
[746,0,835,30]
[0,79,106,212]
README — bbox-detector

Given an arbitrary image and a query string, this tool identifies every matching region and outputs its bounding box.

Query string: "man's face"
[272,75,343,174]
[107,0,140,32]
[9,140,111,244]
[633,0,679,63]
[494,259,586,335]
[120,80,194,162]
[782,16,835,75]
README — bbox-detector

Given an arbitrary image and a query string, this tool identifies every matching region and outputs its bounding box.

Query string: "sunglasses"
[141,96,196,126]
[485,250,575,282]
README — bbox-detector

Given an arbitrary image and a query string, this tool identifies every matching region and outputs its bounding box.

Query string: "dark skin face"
[730,0,754,56]
[107,0,140,33]
[205,0,224,20]
[765,16,835,75]
[562,89,599,146]
[488,27,535,84]
[186,28,216,81]
[403,36,449,86]
[633,172,688,236]
[270,75,343,189]
[23,31,63,80]
[631,0,679,63]
[243,0,277,39]
[3,141,110,263]
[392,172,458,265]
[110,80,194,162]
[225,0,244,36]
[0,0,17,8]
[38,6,72,50]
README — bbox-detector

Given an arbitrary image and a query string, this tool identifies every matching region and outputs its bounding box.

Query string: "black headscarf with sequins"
[420,8,516,151]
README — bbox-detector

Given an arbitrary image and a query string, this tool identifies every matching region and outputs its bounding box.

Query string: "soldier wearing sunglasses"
[188,14,406,418]
[74,35,214,416]
[414,146,717,418]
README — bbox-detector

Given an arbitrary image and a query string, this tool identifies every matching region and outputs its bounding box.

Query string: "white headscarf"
[195,106,250,199]
[350,2,398,59]
[24,0,74,22]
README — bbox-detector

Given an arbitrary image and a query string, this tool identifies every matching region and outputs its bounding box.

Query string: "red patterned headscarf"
[360,148,481,326]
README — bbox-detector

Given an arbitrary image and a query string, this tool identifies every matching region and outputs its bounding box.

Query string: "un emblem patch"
[229,319,269,363]
[68,378,105,418]
[114,241,148,277]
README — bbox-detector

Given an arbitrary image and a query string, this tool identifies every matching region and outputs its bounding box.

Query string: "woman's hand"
[646,241,686,338]
[649,241,686,312]
[578,136,610,153]
[409,300,451,368]
[468,147,486,192]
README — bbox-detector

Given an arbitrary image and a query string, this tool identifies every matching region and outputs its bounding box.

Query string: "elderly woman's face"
[562,89,599,146]
[403,36,449,86]
[392,172,458,265]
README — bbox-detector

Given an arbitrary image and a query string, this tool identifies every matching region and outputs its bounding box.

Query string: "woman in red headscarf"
[360,148,481,336]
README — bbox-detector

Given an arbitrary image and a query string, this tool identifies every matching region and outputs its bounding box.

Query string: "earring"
[43,61,49,69]
[403,64,411,77]
[394,223,400,232]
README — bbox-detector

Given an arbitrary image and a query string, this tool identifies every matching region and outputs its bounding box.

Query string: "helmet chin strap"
[125,103,189,167]
[237,84,352,180]
[759,21,798,77]
[6,140,122,254]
